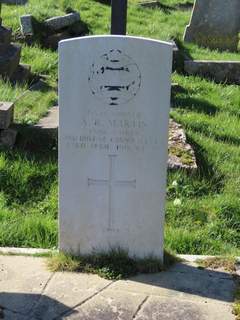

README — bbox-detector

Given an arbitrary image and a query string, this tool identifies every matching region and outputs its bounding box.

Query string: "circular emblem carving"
[88,49,141,106]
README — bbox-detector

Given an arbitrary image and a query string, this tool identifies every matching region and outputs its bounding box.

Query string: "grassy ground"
[0,0,239,255]
[47,249,178,280]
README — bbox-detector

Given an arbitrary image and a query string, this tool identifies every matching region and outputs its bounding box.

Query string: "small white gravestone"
[59,36,172,260]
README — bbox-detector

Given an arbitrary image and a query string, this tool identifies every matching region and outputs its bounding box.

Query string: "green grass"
[47,249,178,279]
[196,256,237,272]
[0,130,58,248]
[0,0,239,257]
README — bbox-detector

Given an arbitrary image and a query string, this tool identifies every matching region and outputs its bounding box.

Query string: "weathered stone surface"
[184,0,240,51]
[0,255,237,320]
[0,44,21,78]
[63,289,147,320]
[110,262,236,303]
[134,296,234,320]
[0,256,52,315]
[0,127,17,147]
[0,101,14,129]
[0,25,12,54]
[168,119,197,170]
[34,106,58,130]
[10,63,31,84]
[184,60,240,85]
[59,36,172,259]
[44,31,70,50]
[45,12,80,31]
[20,14,34,36]
[32,273,112,320]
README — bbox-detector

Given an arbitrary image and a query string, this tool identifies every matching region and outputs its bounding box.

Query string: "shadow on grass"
[15,124,58,159]
[29,79,55,94]
[175,1,193,10]
[141,1,176,14]
[186,136,224,194]
[171,95,218,115]
[0,125,57,206]
[186,123,240,147]
[93,0,111,5]
[210,133,240,146]
[139,1,193,13]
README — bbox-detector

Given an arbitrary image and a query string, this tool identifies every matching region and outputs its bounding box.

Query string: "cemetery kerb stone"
[59,36,172,260]
[184,0,240,51]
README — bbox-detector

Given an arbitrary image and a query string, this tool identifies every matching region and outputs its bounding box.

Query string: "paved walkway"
[0,255,236,320]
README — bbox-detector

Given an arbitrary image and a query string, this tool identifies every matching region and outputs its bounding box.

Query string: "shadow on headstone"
[0,292,77,319]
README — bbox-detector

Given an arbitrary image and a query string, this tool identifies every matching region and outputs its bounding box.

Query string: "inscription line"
[88,154,136,231]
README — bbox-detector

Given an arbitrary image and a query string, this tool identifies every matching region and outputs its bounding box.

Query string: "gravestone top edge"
[58,34,173,49]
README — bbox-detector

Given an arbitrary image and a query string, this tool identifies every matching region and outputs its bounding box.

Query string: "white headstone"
[59,36,172,260]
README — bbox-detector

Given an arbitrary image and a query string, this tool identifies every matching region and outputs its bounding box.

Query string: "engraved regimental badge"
[89,49,141,106]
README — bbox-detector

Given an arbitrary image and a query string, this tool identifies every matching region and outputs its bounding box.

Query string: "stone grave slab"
[10,63,31,84]
[0,101,14,129]
[45,12,80,31]
[59,36,172,260]
[0,25,11,54]
[20,14,34,36]
[183,0,240,51]
[0,127,17,147]
[168,119,197,170]
[0,44,21,77]
[184,60,240,85]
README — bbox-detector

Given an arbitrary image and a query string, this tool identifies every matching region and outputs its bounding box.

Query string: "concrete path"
[0,255,236,320]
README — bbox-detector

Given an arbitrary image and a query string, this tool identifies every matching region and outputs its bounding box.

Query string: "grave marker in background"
[0,0,31,82]
[111,0,127,35]
[184,0,240,51]
[59,36,172,260]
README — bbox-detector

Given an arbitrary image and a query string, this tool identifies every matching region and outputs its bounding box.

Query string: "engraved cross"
[88,154,136,231]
